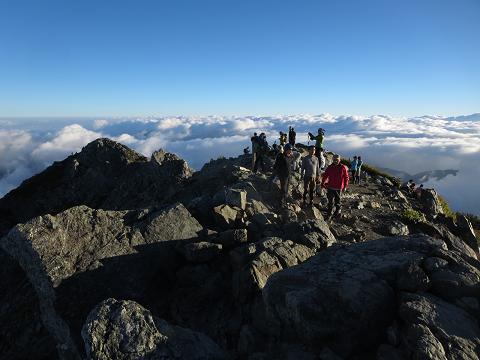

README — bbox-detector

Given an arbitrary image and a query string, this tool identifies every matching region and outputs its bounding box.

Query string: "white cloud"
[1,113,480,213]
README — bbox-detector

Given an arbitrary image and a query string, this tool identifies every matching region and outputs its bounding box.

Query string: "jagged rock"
[82,298,226,360]
[368,201,381,209]
[387,220,409,236]
[233,238,315,299]
[262,235,480,358]
[295,219,336,250]
[213,204,240,229]
[183,242,222,263]
[399,292,480,360]
[151,149,193,179]
[457,215,480,256]
[215,229,248,248]
[421,188,444,217]
[0,203,202,359]
[226,189,247,210]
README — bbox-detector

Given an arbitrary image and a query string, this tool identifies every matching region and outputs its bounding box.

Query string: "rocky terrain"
[0,138,479,360]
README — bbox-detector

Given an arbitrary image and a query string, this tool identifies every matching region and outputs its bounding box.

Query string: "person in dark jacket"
[273,143,294,205]
[250,132,259,170]
[253,133,268,173]
[321,154,349,219]
[288,126,296,147]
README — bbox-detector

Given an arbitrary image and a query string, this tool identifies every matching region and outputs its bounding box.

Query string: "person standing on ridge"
[279,131,287,146]
[250,132,259,170]
[350,156,358,182]
[301,145,321,206]
[273,143,294,206]
[288,126,296,147]
[253,133,268,173]
[308,128,325,158]
[321,154,349,220]
[355,156,363,184]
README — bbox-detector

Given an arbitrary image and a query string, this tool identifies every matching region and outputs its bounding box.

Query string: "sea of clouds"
[1,113,479,214]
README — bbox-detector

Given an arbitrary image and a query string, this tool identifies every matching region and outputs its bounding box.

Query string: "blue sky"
[0,0,479,117]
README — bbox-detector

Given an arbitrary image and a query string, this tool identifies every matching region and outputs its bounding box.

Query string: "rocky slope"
[0,138,479,360]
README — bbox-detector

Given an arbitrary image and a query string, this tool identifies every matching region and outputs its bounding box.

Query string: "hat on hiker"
[284,143,293,151]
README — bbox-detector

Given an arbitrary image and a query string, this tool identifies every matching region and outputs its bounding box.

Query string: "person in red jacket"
[321,154,349,219]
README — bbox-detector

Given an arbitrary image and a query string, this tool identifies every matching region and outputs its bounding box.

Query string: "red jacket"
[321,163,349,190]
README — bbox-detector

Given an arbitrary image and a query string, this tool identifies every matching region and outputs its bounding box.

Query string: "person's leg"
[253,155,259,173]
[309,178,315,204]
[303,177,309,203]
[279,176,287,205]
[326,188,334,216]
[252,152,256,170]
[333,190,342,216]
[315,147,320,158]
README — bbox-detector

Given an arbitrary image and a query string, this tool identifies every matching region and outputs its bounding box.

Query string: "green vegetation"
[438,195,457,220]
[401,209,426,223]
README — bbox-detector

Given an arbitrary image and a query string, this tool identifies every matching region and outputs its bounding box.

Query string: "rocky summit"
[0,138,479,360]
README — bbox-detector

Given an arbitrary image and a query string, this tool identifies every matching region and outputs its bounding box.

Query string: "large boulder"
[421,188,444,218]
[0,203,202,359]
[82,298,226,360]
[262,235,480,358]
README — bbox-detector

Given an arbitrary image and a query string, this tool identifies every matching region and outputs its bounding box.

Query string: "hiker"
[408,182,416,196]
[415,184,424,199]
[301,145,321,206]
[279,131,287,146]
[402,179,414,191]
[350,156,358,181]
[250,132,259,170]
[273,143,294,206]
[288,126,296,147]
[321,154,349,219]
[355,156,363,184]
[253,133,268,173]
[308,128,325,158]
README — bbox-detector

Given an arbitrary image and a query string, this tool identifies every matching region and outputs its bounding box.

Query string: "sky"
[0,0,479,116]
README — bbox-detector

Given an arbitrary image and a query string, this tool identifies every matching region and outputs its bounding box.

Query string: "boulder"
[183,242,222,263]
[226,189,247,210]
[398,292,480,360]
[421,188,444,217]
[457,215,480,257]
[215,229,248,248]
[387,220,409,236]
[0,203,202,359]
[262,235,480,357]
[213,204,240,229]
[82,298,226,360]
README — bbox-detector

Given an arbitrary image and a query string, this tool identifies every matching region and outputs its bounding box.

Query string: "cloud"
[1,113,479,214]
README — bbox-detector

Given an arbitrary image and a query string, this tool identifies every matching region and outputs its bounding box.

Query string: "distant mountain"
[446,113,480,122]
[378,167,458,184]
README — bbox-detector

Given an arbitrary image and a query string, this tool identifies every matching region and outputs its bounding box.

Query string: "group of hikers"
[250,127,353,220]
[403,180,424,199]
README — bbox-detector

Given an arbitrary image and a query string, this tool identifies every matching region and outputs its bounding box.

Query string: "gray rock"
[262,235,479,357]
[421,188,444,217]
[226,189,247,210]
[215,229,248,248]
[399,292,480,360]
[183,242,222,263]
[1,203,202,359]
[388,220,409,236]
[82,298,226,360]
[213,204,240,229]
[457,215,480,257]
